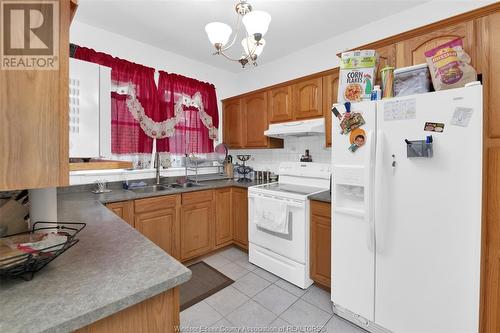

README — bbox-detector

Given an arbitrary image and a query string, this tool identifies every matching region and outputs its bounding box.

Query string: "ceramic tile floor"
[180,246,367,332]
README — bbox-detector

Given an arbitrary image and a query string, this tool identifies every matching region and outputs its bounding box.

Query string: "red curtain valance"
[73,46,158,154]
[71,45,219,155]
[157,71,219,154]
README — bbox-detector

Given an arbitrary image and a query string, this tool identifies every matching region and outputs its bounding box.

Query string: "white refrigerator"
[331,83,483,333]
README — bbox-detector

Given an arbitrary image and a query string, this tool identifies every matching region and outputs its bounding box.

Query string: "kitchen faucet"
[154,152,161,185]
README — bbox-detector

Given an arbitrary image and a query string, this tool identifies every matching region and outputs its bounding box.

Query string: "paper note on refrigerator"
[383,98,417,121]
[450,107,474,127]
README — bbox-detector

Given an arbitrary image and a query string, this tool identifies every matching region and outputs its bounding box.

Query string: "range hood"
[264,118,325,138]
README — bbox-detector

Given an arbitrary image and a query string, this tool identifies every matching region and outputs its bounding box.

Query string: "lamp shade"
[205,22,232,46]
[241,36,266,56]
[242,10,271,37]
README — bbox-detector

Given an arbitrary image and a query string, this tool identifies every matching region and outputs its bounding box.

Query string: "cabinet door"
[223,99,244,148]
[310,201,332,289]
[215,188,232,247]
[293,77,323,120]
[106,201,134,227]
[232,188,248,249]
[0,1,70,190]
[268,86,293,123]
[243,92,269,147]
[395,21,475,67]
[375,44,397,86]
[322,71,339,148]
[135,208,176,257]
[181,201,214,260]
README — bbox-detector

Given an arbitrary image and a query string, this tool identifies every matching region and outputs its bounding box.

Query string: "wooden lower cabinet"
[232,188,249,249]
[134,195,180,259]
[75,287,180,333]
[215,188,233,247]
[310,200,331,289]
[106,201,134,227]
[180,191,214,261]
[135,208,177,258]
[105,188,248,260]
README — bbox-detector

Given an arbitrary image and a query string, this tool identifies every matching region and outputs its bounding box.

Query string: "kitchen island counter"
[0,178,267,333]
[0,191,191,333]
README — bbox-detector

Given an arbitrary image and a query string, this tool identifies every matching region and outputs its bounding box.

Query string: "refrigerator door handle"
[365,130,376,252]
[374,130,384,254]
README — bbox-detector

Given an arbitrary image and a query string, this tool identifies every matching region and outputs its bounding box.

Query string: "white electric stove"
[248,162,331,289]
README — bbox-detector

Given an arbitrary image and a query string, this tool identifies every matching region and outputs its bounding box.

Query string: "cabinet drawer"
[135,195,178,213]
[311,200,331,218]
[182,190,214,205]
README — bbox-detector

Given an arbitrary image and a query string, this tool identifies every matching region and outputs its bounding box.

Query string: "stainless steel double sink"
[128,182,204,194]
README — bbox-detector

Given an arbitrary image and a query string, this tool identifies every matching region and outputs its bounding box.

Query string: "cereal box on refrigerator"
[338,50,378,103]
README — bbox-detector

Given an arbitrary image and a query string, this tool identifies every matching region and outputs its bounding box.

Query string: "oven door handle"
[248,193,304,207]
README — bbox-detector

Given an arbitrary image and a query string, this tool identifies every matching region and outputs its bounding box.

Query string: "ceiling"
[74,0,426,73]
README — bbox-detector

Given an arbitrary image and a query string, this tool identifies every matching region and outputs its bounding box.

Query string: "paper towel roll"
[28,188,58,228]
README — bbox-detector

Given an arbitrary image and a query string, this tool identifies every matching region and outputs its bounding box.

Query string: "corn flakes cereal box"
[338,50,378,103]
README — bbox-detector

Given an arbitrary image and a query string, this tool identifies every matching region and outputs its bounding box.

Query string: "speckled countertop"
[0,178,264,333]
[309,190,331,203]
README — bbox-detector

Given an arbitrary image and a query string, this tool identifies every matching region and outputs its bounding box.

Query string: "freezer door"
[331,101,377,323]
[374,85,482,333]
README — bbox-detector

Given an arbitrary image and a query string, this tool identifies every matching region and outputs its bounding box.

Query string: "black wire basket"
[0,222,86,281]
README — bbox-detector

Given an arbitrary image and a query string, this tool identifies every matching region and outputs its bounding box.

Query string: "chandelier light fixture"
[205,0,271,68]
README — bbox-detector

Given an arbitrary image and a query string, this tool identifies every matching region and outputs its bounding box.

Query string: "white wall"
[232,0,496,95]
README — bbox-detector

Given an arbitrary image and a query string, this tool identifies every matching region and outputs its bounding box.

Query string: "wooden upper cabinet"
[268,86,293,123]
[223,99,244,148]
[222,94,283,149]
[375,44,397,86]
[395,21,475,67]
[322,70,339,148]
[243,92,269,147]
[293,77,323,120]
[0,0,71,190]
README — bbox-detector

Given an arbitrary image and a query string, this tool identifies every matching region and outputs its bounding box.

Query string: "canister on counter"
[380,66,395,99]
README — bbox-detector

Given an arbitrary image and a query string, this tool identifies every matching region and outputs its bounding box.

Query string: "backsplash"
[229,135,331,173]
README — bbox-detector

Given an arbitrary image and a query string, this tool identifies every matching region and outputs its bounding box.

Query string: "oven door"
[248,191,307,264]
